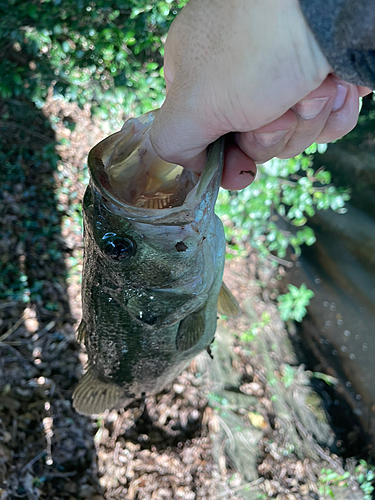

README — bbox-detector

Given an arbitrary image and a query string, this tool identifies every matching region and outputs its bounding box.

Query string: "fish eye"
[102,234,136,260]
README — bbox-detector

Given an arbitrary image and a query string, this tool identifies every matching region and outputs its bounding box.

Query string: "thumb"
[150,78,219,172]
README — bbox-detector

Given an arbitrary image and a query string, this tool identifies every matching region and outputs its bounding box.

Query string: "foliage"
[216,146,350,259]
[240,311,270,343]
[0,0,187,117]
[318,469,351,498]
[318,461,375,499]
[340,93,375,146]
[0,1,349,330]
[356,460,375,499]
[281,364,295,388]
[311,372,338,387]
[0,1,187,306]
[277,283,314,322]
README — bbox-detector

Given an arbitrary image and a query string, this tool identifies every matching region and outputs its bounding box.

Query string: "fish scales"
[73,111,239,415]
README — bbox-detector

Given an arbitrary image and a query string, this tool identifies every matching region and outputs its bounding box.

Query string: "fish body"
[73,112,238,415]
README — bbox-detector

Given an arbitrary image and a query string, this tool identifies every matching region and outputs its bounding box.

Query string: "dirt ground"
[0,96,368,499]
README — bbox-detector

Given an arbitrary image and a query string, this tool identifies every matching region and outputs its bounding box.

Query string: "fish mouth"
[88,111,200,213]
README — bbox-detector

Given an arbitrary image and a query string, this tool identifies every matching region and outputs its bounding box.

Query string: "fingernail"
[253,129,288,147]
[295,97,329,120]
[332,84,348,111]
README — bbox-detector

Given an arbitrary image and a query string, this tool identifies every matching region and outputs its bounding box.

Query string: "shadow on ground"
[0,96,102,498]
[284,94,375,457]
[0,96,220,499]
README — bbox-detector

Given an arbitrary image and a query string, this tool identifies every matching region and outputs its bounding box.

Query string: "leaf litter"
[0,95,366,500]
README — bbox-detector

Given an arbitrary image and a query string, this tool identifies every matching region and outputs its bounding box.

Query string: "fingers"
[234,77,337,164]
[316,80,360,143]
[234,110,298,164]
[153,60,367,192]
[236,76,364,168]
[278,76,337,158]
[358,86,373,97]
[150,76,213,172]
[221,143,257,191]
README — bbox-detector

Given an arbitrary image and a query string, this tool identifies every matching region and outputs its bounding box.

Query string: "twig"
[21,450,46,473]
[216,415,236,454]
[0,120,53,142]
[279,179,298,187]
[267,254,294,268]
[295,419,362,491]
[47,338,68,362]
[0,343,33,369]
[279,176,330,191]
[38,320,56,336]
[212,477,264,498]
[45,471,77,478]
[0,301,18,309]
[294,420,345,474]
[0,313,26,342]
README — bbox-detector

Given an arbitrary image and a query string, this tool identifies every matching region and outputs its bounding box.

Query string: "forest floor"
[0,96,368,499]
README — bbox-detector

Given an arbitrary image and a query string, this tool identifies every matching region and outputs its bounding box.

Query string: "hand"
[150,0,372,190]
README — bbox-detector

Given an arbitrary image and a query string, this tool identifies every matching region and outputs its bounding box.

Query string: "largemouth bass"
[73,111,239,415]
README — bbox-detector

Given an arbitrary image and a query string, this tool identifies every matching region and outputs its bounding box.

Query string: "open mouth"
[89,112,199,210]
[108,143,198,209]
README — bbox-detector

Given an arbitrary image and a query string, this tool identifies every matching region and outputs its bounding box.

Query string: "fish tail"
[72,368,124,415]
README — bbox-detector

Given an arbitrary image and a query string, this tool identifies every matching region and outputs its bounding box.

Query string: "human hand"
[150,0,372,190]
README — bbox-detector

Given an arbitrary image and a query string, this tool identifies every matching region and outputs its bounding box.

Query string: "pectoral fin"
[72,368,123,415]
[217,282,241,317]
[176,308,205,352]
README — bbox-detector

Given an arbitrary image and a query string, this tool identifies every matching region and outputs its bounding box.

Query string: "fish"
[72,111,240,415]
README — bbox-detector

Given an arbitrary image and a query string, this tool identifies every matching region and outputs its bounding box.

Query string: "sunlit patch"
[43,401,53,466]
[24,307,39,333]
[33,346,42,365]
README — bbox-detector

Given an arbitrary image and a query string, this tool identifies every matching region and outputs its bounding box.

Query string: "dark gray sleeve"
[299,0,375,88]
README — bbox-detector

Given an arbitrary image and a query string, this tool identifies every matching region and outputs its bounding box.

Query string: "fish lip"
[87,111,224,225]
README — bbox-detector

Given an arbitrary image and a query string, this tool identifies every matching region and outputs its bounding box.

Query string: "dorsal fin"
[76,319,87,344]
[72,368,123,415]
[176,308,205,352]
[217,282,241,317]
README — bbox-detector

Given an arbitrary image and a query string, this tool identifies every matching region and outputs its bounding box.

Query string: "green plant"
[281,364,295,389]
[0,1,187,308]
[311,372,338,386]
[0,0,187,116]
[277,283,314,322]
[256,493,268,500]
[216,148,350,260]
[318,461,375,500]
[240,311,270,342]
[318,469,351,498]
[356,460,375,499]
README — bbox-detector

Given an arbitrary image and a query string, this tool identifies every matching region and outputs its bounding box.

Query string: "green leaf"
[28,4,38,19]
[277,284,314,322]
[282,364,295,388]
